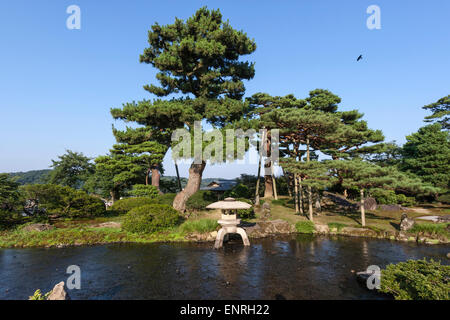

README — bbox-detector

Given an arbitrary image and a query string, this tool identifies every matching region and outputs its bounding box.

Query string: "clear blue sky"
[0,0,449,178]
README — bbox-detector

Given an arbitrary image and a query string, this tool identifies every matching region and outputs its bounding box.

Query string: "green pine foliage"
[48,150,94,188]
[129,184,159,198]
[110,197,156,214]
[21,184,106,218]
[185,190,217,211]
[400,123,450,190]
[380,259,450,300]
[422,95,449,130]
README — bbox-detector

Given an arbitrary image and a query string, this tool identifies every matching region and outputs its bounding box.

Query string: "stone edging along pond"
[186,219,449,245]
[1,219,447,249]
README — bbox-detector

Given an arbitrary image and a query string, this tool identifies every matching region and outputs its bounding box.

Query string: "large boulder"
[22,223,54,232]
[47,282,70,300]
[400,213,415,231]
[244,219,295,238]
[363,197,377,211]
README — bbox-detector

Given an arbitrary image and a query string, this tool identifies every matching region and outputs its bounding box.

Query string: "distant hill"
[5,170,236,187]
[7,169,52,185]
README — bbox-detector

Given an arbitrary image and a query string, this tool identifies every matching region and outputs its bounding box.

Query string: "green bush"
[380,259,450,300]
[129,184,159,198]
[328,222,347,231]
[179,219,219,234]
[111,197,156,214]
[271,199,286,206]
[395,194,416,207]
[122,204,181,234]
[371,189,397,205]
[20,184,105,218]
[437,192,450,204]
[154,193,177,206]
[371,189,416,207]
[186,190,217,211]
[295,221,316,234]
[225,184,251,199]
[410,223,449,237]
[235,198,255,219]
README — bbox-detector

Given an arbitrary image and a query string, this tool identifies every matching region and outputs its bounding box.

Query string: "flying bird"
[357,55,363,61]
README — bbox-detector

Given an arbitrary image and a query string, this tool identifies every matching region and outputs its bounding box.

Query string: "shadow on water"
[0,235,448,300]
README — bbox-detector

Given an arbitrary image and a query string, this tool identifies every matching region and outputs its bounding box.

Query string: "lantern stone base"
[214,215,250,249]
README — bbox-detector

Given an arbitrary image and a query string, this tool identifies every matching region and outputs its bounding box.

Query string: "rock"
[378,204,403,211]
[437,215,450,223]
[356,271,371,286]
[340,227,378,238]
[363,197,377,211]
[22,223,54,232]
[314,224,329,234]
[90,222,121,229]
[244,219,294,238]
[47,282,70,300]
[210,231,218,238]
[399,213,415,231]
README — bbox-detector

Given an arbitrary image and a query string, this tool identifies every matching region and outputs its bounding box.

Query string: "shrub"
[110,197,156,214]
[437,192,450,204]
[122,204,181,234]
[226,184,251,199]
[186,191,217,211]
[295,221,316,234]
[235,198,255,219]
[328,222,347,231]
[395,194,416,207]
[154,193,177,206]
[129,184,159,198]
[179,219,219,234]
[20,184,106,218]
[380,259,450,300]
[371,189,397,205]
[410,223,449,237]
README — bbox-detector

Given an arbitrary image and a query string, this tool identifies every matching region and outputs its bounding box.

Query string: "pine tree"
[400,123,450,190]
[91,145,146,202]
[124,7,257,211]
[423,95,449,130]
[48,150,94,189]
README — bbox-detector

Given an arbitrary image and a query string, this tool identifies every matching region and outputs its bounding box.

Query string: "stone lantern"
[206,197,251,249]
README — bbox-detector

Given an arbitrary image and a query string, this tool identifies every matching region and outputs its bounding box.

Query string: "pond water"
[0,235,448,300]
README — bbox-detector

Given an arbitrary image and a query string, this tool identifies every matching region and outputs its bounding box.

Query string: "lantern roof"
[206,197,252,210]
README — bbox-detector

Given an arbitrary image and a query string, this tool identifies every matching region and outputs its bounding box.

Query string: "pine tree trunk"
[173,161,206,212]
[174,161,182,192]
[110,191,117,203]
[255,140,262,203]
[151,165,161,190]
[271,161,278,200]
[299,176,304,215]
[145,168,151,185]
[306,137,313,220]
[264,159,273,198]
[308,188,313,221]
[294,173,299,213]
[284,169,292,197]
[360,188,366,227]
